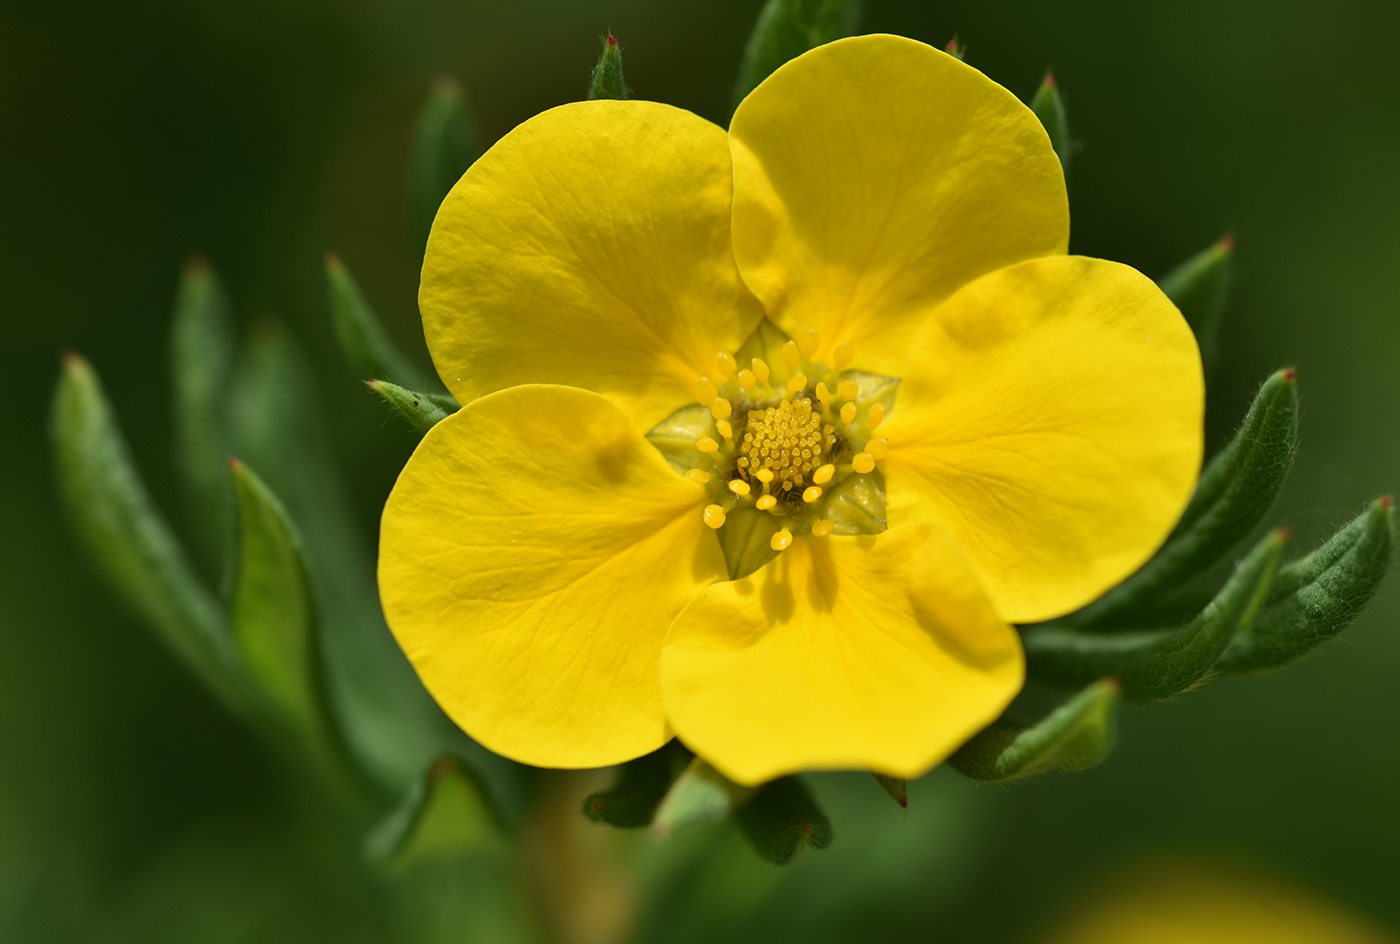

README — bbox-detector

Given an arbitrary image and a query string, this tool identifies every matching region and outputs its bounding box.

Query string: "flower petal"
[421,100,764,431]
[660,524,1023,786]
[882,255,1205,624]
[379,384,728,769]
[729,34,1068,376]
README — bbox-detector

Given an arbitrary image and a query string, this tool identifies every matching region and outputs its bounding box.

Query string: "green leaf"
[1159,235,1234,372]
[1064,369,1298,628]
[870,773,906,808]
[1022,528,1287,701]
[169,256,236,573]
[588,34,628,100]
[367,380,453,434]
[365,755,497,868]
[652,758,756,838]
[734,776,833,865]
[324,253,442,393]
[949,678,1120,780]
[227,459,325,737]
[733,0,859,111]
[583,744,686,829]
[1218,498,1394,673]
[409,75,480,262]
[1029,72,1070,175]
[51,354,238,705]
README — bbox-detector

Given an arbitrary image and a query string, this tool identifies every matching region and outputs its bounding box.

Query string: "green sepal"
[409,75,480,262]
[587,34,628,100]
[169,256,236,573]
[1063,369,1297,628]
[365,755,498,868]
[732,0,859,111]
[51,354,238,705]
[1022,528,1287,701]
[652,758,756,838]
[583,743,687,829]
[367,380,454,434]
[717,506,782,580]
[949,678,1120,781]
[324,253,443,393]
[734,316,793,373]
[228,459,326,738]
[822,469,886,536]
[734,776,833,865]
[646,404,713,475]
[1217,498,1394,674]
[1029,72,1070,175]
[871,773,907,808]
[1159,235,1234,372]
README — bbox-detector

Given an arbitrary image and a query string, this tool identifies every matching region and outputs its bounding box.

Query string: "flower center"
[737,397,834,493]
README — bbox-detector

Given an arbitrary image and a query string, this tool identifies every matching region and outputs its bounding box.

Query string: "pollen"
[739,397,835,493]
[770,529,793,552]
[703,505,726,529]
[687,469,710,484]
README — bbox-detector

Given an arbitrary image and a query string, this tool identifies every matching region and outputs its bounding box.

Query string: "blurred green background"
[3,0,1398,940]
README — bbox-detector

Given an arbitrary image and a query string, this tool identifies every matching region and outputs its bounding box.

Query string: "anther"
[852,453,875,474]
[756,494,777,510]
[786,373,807,395]
[737,368,757,390]
[836,380,859,401]
[717,352,736,378]
[840,402,857,424]
[687,469,711,485]
[697,437,719,453]
[802,485,823,503]
[716,419,733,440]
[866,403,885,428]
[711,397,732,420]
[833,340,855,370]
[695,377,717,404]
[815,382,830,407]
[729,479,751,496]
[813,463,835,484]
[756,468,774,484]
[811,519,835,537]
[752,358,771,385]
[770,529,793,551]
[780,340,801,369]
[797,328,820,357]
[866,437,888,460]
[703,505,726,529]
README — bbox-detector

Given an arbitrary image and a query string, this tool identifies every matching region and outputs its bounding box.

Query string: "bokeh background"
[3,0,1398,941]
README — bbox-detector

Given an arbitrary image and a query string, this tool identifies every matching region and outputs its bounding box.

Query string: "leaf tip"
[1379,495,1394,512]
[430,73,461,99]
[61,349,87,372]
[323,251,343,273]
[1281,367,1298,383]
[1273,525,1292,544]
[608,32,618,47]
[182,253,211,279]
[1218,233,1236,253]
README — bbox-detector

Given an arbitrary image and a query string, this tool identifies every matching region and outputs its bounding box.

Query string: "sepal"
[325,253,442,393]
[733,0,860,110]
[651,757,755,838]
[365,755,498,867]
[948,678,1119,780]
[409,76,480,262]
[587,34,628,100]
[583,744,686,829]
[1029,73,1070,174]
[734,776,833,865]
[871,773,907,807]
[1160,235,1234,371]
[367,380,454,433]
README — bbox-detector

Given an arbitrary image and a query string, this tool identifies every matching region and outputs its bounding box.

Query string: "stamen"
[737,368,757,390]
[756,494,777,510]
[867,437,889,460]
[703,505,726,529]
[802,485,823,503]
[711,397,732,420]
[797,328,820,357]
[833,340,855,370]
[852,453,875,474]
[811,519,835,537]
[815,382,830,408]
[813,463,834,484]
[729,479,751,496]
[840,402,857,424]
[695,377,718,404]
[755,468,774,484]
[752,358,771,385]
[770,529,793,551]
[780,340,801,369]
[716,419,733,440]
[717,352,737,378]
[687,469,711,484]
[866,403,885,428]
[697,437,719,453]
[738,397,829,493]
[786,372,807,395]
[836,380,859,401]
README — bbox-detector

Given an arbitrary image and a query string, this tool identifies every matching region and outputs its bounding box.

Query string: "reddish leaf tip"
[1218,234,1236,252]
[428,756,454,781]
[607,33,617,46]
[1044,72,1056,87]
[1281,367,1297,382]
[1380,495,1393,510]
[228,457,243,470]
[1274,526,1293,542]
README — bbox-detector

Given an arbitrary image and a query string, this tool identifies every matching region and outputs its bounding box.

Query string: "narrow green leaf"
[365,755,497,867]
[652,758,756,838]
[949,678,1120,781]
[734,776,833,865]
[871,773,906,808]
[733,0,859,111]
[1022,529,1287,701]
[583,744,685,829]
[228,459,324,735]
[1065,369,1298,628]
[409,75,481,262]
[1160,235,1234,371]
[367,380,453,433]
[588,34,628,100]
[1029,72,1070,175]
[169,256,236,573]
[1218,498,1394,673]
[51,354,237,704]
[324,253,442,393]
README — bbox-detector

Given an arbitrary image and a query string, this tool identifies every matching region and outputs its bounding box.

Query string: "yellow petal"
[660,524,1023,785]
[379,384,728,769]
[730,34,1068,376]
[883,255,1205,624]
[422,100,764,431]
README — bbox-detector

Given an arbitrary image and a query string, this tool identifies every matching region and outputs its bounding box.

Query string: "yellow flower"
[378,35,1203,786]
